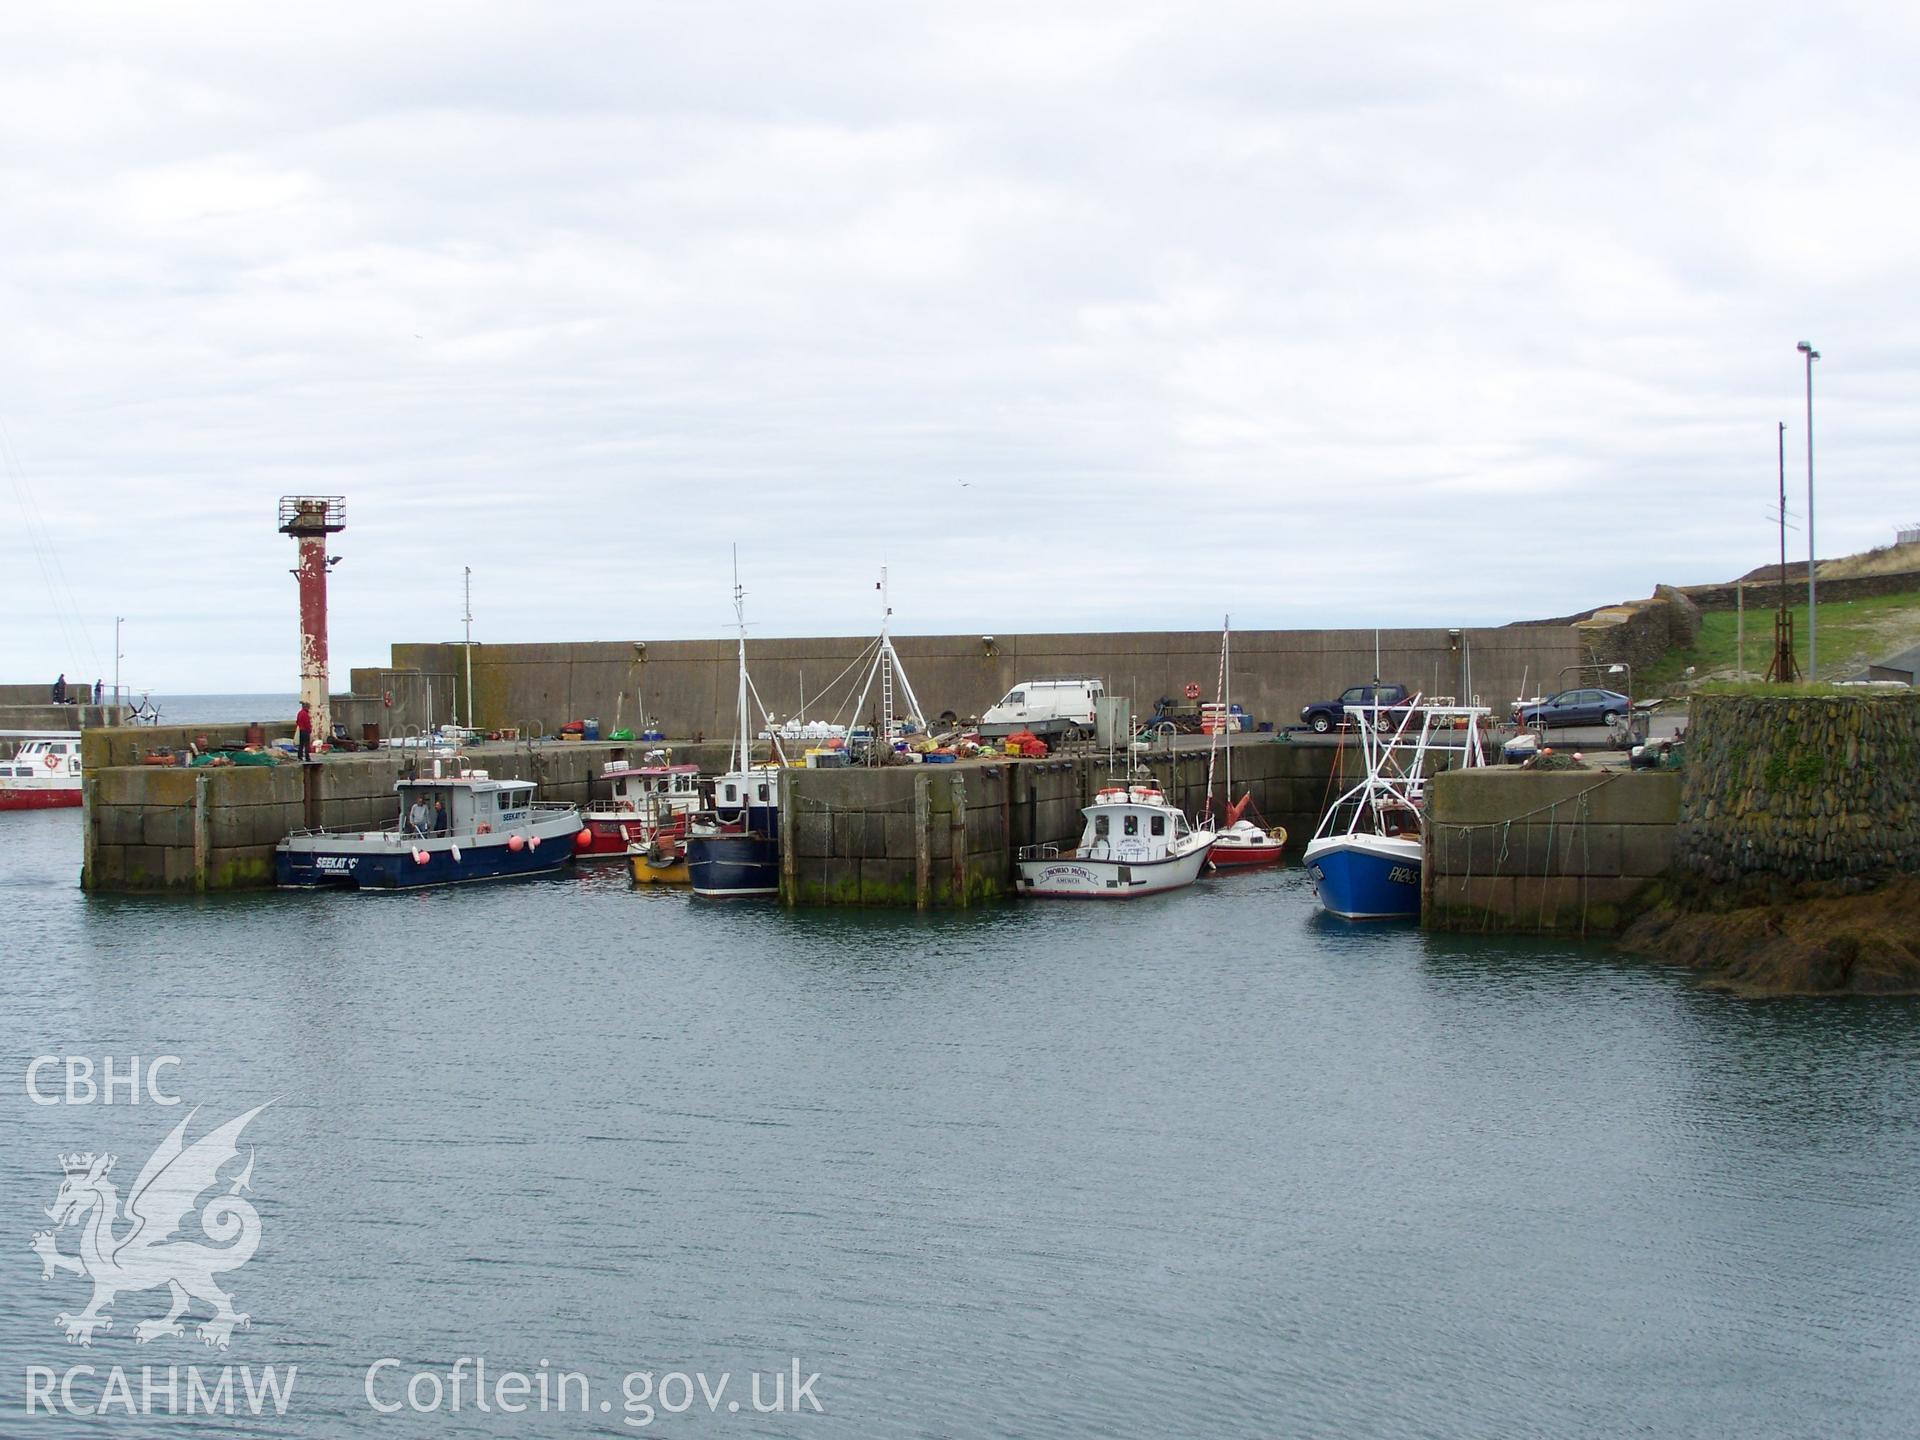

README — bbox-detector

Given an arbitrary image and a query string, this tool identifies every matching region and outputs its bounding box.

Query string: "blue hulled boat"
[1302,699,1488,920]
[687,559,785,899]
[276,770,584,889]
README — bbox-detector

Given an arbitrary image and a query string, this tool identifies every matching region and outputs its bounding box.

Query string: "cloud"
[1,1,1915,691]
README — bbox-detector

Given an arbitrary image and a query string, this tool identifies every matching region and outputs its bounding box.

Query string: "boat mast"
[462,566,474,730]
[1224,615,1233,804]
[1202,615,1227,822]
[732,546,749,774]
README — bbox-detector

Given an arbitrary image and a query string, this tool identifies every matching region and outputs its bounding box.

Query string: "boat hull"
[580,815,642,857]
[1302,834,1421,919]
[0,785,82,811]
[1015,841,1214,898]
[686,833,780,897]
[629,845,691,885]
[1209,822,1287,870]
[581,811,690,858]
[276,827,580,890]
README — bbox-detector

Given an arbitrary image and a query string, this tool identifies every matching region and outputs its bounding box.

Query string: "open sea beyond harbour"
[2,805,1918,1438]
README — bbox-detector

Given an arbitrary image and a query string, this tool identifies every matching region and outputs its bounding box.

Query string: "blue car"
[1513,688,1631,729]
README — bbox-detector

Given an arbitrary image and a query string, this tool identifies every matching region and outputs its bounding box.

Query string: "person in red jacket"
[295,701,313,762]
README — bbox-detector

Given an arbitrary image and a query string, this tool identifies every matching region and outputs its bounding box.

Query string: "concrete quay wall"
[784,738,1354,907]
[2,702,127,737]
[1423,769,1683,936]
[81,739,734,893]
[393,625,1585,741]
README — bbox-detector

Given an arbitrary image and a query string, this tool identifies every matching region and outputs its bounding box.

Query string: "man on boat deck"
[408,795,431,837]
[295,701,313,761]
[432,797,448,836]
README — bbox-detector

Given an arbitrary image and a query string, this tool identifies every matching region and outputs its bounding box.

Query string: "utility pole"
[1766,421,1797,683]
[113,616,124,708]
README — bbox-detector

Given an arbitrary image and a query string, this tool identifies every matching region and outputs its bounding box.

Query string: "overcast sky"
[2,2,1914,693]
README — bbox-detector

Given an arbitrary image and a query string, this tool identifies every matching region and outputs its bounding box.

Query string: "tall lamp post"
[1797,340,1820,678]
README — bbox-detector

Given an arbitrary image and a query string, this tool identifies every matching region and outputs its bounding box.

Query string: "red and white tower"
[278,496,345,744]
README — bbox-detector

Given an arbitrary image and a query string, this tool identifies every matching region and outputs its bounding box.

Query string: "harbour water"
[3,807,1917,1436]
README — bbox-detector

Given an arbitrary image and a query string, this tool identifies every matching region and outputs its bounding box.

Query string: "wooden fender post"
[949,773,967,908]
[913,772,931,911]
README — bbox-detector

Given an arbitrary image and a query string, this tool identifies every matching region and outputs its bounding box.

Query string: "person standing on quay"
[295,700,313,762]
[52,673,67,704]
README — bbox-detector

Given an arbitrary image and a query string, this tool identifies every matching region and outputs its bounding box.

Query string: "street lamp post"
[1797,341,1820,678]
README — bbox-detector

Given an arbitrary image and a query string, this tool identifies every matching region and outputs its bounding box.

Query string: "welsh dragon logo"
[31,1103,272,1349]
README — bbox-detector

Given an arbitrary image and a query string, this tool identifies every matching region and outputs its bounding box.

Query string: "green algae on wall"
[1678,692,1920,887]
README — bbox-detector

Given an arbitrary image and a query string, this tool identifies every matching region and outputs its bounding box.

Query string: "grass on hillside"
[1641,586,1920,690]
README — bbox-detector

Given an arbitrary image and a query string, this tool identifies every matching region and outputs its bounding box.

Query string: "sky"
[2,1,1916,693]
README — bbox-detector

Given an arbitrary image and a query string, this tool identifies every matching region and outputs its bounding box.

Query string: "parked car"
[1513,687,1631,728]
[1299,683,1410,734]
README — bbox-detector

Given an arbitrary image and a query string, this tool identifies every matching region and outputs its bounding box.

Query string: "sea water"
[2,808,1917,1437]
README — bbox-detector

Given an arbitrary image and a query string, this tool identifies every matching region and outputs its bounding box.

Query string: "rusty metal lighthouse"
[279,496,345,745]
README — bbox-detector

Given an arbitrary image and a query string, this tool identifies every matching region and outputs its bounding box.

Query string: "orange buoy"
[574,827,593,849]
[508,834,526,852]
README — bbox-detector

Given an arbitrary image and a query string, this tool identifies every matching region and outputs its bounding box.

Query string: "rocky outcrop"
[1618,692,1920,995]
[1621,877,1920,995]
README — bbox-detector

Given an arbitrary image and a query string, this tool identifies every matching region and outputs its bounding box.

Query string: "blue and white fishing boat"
[1303,698,1488,919]
[275,767,585,889]
[686,562,784,898]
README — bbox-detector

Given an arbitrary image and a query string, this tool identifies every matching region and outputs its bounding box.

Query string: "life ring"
[1183,682,1201,700]
[382,690,394,708]
[45,753,62,771]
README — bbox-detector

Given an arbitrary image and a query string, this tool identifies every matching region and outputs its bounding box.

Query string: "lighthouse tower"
[278,496,345,747]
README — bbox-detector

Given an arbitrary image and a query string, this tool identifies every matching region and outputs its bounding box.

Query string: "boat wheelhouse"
[275,769,584,889]
[0,731,83,811]
[1303,700,1488,919]
[1015,778,1216,898]
[579,759,704,858]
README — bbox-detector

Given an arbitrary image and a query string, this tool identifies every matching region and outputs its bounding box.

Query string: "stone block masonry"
[780,737,1358,908]
[1424,769,1683,936]
[1676,692,1920,888]
[81,738,736,893]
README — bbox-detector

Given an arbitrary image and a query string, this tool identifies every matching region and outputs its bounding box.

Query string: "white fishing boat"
[579,756,703,858]
[0,731,83,811]
[1303,699,1488,919]
[1015,777,1216,898]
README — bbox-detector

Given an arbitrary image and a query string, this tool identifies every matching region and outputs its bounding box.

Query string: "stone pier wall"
[1675,692,1920,888]
[1424,769,1683,935]
[81,739,734,893]
[782,737,1356,907]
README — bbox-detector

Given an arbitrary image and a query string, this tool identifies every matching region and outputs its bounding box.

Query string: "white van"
[977,677,1104,739]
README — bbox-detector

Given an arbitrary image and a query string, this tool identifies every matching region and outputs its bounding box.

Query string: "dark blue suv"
[1300,683,1410,734]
